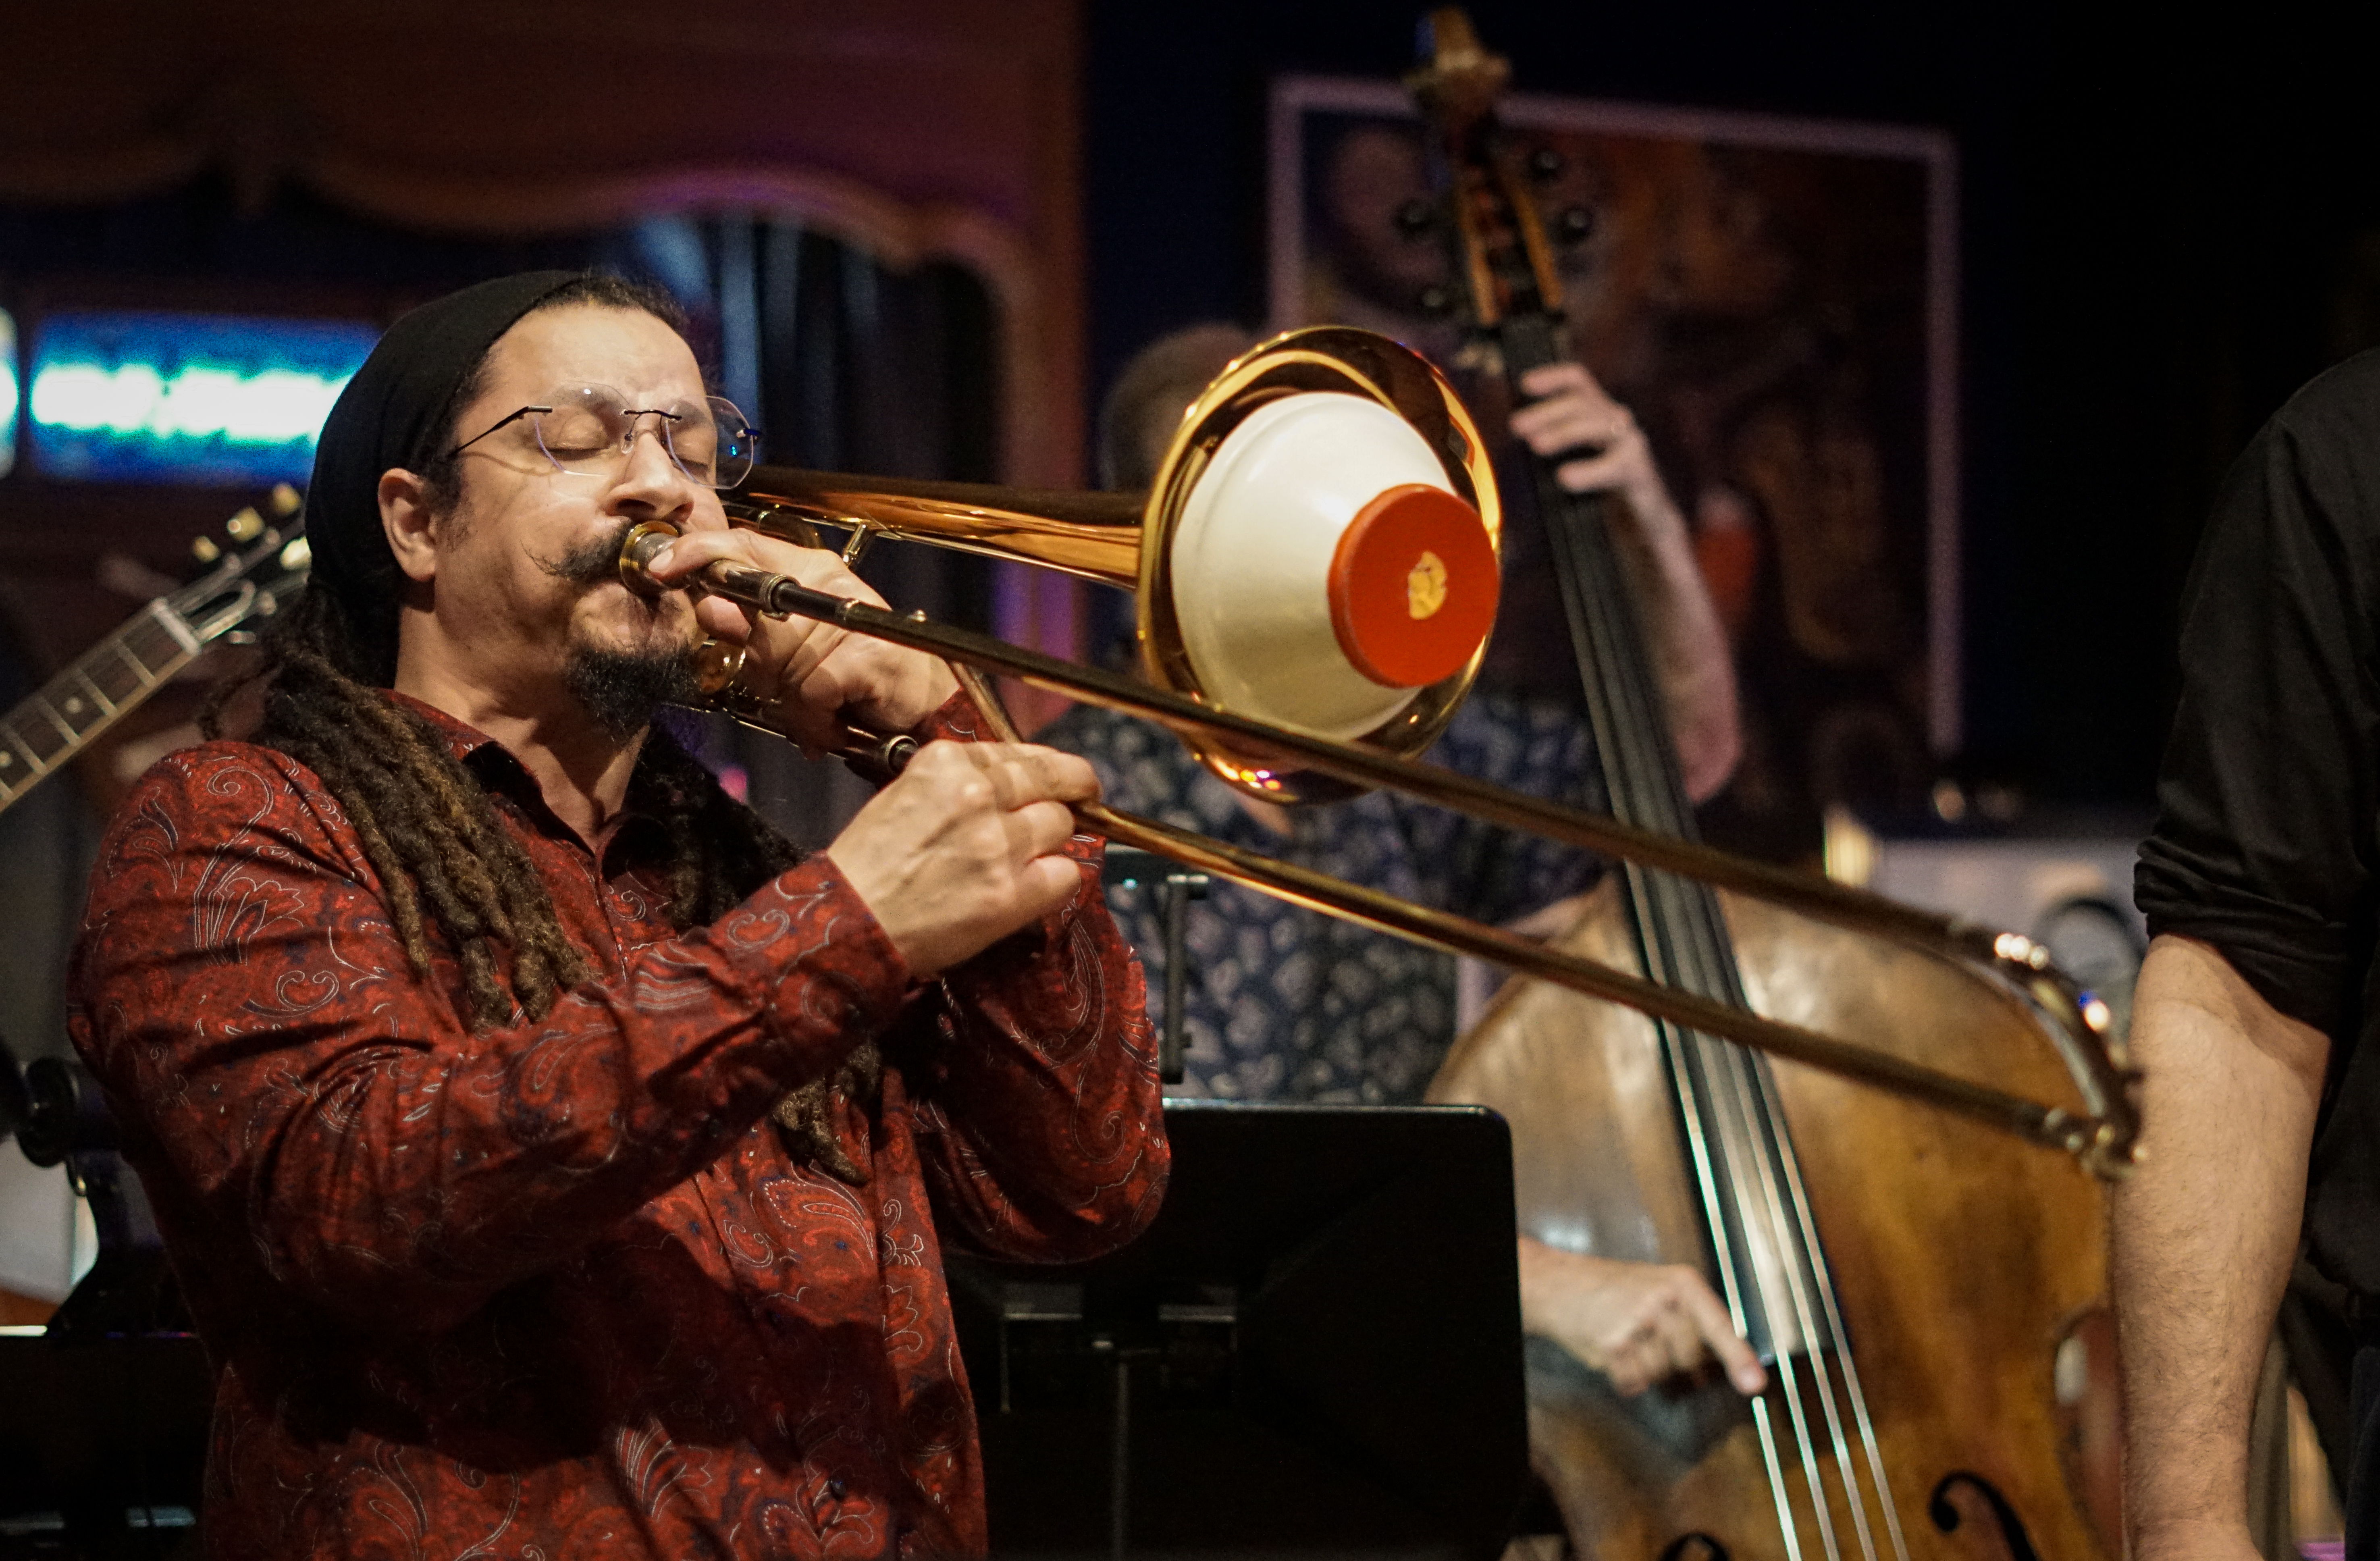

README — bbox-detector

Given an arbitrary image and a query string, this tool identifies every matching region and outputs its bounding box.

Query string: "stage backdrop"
[1271,78,1956,853]
[0,0,1089,718]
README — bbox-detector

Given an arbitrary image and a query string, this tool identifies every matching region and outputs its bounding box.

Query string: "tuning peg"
[191,535,222,564]
[269,483,302,518]
[1416,285,1458,318]
[225,507,264,543]
[1555,206,1596,245]
[1395,197,1443,238]
[1527,146,1566,183]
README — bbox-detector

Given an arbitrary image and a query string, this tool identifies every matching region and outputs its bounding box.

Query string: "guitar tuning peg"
[1528,146,1566,183]
[1395,197,1442,238]
[269,483,302,518]
[191,536,222,565]
[1555,206,1596,245]
[224,507,264,543]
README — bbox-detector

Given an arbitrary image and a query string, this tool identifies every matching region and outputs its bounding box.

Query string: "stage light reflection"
[28,312,378,484]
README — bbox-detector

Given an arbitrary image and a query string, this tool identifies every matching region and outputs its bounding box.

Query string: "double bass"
[1408,15,2121,1559]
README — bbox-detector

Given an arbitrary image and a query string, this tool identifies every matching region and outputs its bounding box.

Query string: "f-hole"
[1929,1470,2042,1561]
[1656,1534,1729,1561]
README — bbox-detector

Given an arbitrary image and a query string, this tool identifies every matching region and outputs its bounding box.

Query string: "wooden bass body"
[1430,879,2120,1561]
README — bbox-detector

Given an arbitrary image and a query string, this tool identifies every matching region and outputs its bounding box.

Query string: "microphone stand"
[1102,847,1209,1085]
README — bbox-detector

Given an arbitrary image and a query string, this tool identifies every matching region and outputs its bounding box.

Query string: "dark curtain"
[613,212,1001,848]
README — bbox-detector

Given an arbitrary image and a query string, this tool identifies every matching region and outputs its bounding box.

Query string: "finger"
[1012,746,1101,803]
[1604,1339,1657,1398]
[783,620,862,691]
[1509,400,1612,447]
[692,591,750,643]
[1645,1295,1711,1378]
[1678,1281,1768,1396]
[1518,415,1629,463]
[656,528,893,610]
[791,644,862,717]
[964,744,1100,807]
[1515,361,1592,399]
[1510,376,1616,421]
[957,743,1032,812]
[1553,451,1633,495]
[1013,852,1090,918]
[1002,798,1080,865]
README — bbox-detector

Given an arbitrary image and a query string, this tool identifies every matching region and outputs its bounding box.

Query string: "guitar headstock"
[170,482,312,644]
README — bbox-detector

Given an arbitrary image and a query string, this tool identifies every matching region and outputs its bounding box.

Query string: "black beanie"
[303,270,584,680]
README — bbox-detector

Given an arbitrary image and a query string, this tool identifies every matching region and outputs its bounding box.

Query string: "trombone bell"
[1170,391,1497,740]
[730,326,1502,802]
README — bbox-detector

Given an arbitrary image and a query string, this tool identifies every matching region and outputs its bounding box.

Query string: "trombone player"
[67,271,1168,1559]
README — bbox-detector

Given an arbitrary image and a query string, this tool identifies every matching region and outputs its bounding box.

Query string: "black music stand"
[949,1101,1528,1560]
[1,1044,210,1555]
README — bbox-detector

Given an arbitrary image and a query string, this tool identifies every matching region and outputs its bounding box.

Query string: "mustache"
[535,520,640,588]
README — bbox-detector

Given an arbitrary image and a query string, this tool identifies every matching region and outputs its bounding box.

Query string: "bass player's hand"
[1519,1237,1768,1398]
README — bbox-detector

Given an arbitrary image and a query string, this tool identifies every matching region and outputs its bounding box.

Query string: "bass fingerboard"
[0,600,204,811]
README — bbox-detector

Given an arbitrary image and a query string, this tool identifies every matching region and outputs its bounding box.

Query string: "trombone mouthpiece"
[617,520,682,598]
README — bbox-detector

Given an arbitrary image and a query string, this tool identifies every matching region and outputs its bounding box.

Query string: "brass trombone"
[622,328,2142,1180]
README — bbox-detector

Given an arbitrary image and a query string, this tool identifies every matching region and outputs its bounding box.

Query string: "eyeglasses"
[449,384,759,490]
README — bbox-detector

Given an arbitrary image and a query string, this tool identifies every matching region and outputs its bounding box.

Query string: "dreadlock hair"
[201,273,883,1183]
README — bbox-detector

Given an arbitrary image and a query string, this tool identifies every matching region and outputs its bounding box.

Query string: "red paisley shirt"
[67,693,1168,1559]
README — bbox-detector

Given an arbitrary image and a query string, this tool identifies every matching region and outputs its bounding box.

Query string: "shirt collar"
[384,689,506,765]
[378,689,670,861]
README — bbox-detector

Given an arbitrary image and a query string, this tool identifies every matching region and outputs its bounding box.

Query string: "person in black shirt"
[2127,349,2380,1561]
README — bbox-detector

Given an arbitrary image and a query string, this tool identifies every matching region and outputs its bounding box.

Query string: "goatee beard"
[539,520,700,740]
[565,642,702,742]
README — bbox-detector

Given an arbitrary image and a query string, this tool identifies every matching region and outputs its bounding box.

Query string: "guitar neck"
[0,599,207,816]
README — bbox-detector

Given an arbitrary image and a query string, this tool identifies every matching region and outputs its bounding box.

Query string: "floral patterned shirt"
[1043,689,1603,1104]
[67,692,1167,1560]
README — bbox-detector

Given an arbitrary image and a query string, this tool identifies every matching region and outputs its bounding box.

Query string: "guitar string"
[2,598,202,798]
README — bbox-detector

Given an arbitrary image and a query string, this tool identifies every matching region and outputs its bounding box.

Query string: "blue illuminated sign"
[0,311,16,480]
[28,312,379,484]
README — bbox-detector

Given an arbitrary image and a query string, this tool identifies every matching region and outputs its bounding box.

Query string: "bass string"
[1505,313,1906,1559]
[1574,465,1906,1561]
[1503,317,1814,1550]
[1581,540,1895,1561]
[1566,528,1863,1561]
[1644,838,1902,1561]
[1752,1050,1914,1561]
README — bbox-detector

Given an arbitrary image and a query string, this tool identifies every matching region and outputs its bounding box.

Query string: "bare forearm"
[2114,935,2329,1559]
[1507,360,1742,801]
[1611,491,1741,802]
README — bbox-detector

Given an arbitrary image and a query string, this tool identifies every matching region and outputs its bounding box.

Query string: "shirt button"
[827,1478,847,1500]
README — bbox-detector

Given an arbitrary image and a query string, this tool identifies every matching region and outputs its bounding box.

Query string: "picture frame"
[1270,78,1959,834]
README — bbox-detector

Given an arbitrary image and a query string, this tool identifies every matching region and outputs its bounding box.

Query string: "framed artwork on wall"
[1270,78,1957,850]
